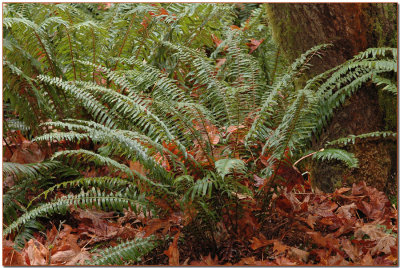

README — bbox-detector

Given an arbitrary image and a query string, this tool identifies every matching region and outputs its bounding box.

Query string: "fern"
[3,161,60,180]
[327,131,397,147]
[4,188,151,236]
[4,4,397,258]
[215,158,247,179]
[88,236,158,265]
[312,148,359,168]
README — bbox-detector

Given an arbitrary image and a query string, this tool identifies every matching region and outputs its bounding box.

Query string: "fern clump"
[3,3,397,264]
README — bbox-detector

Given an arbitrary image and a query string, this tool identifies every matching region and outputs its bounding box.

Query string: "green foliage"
[88,236,158,265]
[3,3,397,260]
[4,187,151,236]
[215,158,247,179]
[327,131,396,147]
[313,149,359,169]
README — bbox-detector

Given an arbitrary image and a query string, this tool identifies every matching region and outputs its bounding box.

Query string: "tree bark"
[265,3,397,192]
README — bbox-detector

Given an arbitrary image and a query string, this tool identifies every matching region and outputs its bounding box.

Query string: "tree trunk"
[265,3,397,192]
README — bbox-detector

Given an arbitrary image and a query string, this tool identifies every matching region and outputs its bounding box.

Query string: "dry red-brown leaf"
[250,234,274,250]
[283,191,305,213]
[374,255,396,265]
[23,239,49,266]
[360,251,374,265]
[236,256,275,265]
[384,254,398,265]
[311,199,338,217]
[352,181,367,195]
[336,203,357,219]
[275,195,293,214]
[190,254,219,265]
[3,240,25,265]
[259,154,270,167]
[164,231,180,266]
[307,231,339,250]
[334,187,351,195]
[64,250,91,266]
[306,214,318,229]
[46,225,58,244]
[253,174,266,188]
[230,25,241,30]
[276,164,303,192]
[288,247,309,263]
[319,216,335,226]
[275,256,297,265]
[273,240,289,255]
[10,141,45,164]
[159,8,169,15]
[246,39,264,54]
[51,250,77,264]
[326,254,349,265]
[216,58,226,69]
[370,235,396,256]
[128,160,146,176]
[341,239,359,262]
[211,34,222,47]
[237,210,259,237]
[226,125,245,134]
[332,218,356,237]
[354,222,387,240]
[143,218,172,237]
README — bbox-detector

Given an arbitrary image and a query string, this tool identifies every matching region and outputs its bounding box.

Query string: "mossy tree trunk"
[265,3,397,192]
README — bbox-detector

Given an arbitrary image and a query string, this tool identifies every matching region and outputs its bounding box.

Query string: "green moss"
[378,90,397,131]
[265,4,301,62]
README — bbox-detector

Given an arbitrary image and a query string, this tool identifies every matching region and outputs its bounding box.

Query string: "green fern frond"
[4,188,149,236]
[312,148,358,168]
[3,161,61,180]
[89,236,158,265]
[246,44,332,144]
[372,75,397,94]
[326,131,396,146]
[215,158,247,179]
[29,176,136,207]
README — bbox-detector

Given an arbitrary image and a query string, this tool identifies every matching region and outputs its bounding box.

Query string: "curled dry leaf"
[23,239,49,266]
[288,247,309,262]
[275,256,297,265]
[3,240,25,265]
[164,231,180,266]
[336,203,357,219]
[370,235,396,256]
[250,234,274,250]
[273,240,290,255]
[340,239,359,262]
[190,253,219,265]
[354,223,387,240]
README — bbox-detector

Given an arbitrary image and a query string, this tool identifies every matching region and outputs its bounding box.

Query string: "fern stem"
[293,149,323,167]
[194,107,215,160]
[3,137,14,155]
[65,28,76,81]
[260,93,306,218]
[270,47,280,85]
[91,28,96,83]
[33,31,56,77]
[170,109,213,167]
[113,14,136,70]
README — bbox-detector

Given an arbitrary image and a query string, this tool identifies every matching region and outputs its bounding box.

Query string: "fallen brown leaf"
[371,235,396,256]
[164,231,180,265]
[250,234,273,250]
[23,239,49,266]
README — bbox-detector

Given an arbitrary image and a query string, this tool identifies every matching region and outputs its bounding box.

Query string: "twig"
[48,220,65,265]
[293,148,324,167]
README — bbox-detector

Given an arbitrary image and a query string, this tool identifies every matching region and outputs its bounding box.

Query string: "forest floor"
[3,132,398,266]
